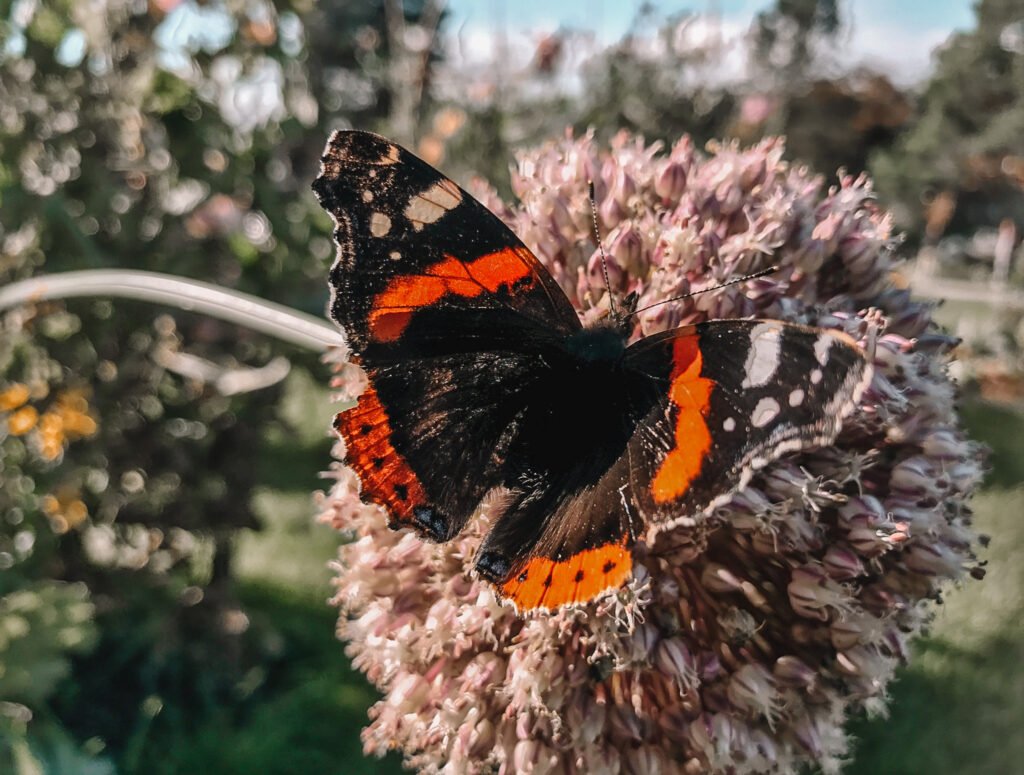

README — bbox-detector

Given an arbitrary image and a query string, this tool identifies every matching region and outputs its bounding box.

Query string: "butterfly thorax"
[564,324,629,364]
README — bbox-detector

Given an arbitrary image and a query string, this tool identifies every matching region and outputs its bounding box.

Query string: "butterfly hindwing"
[624,320,873,535]
[465,327,664,611]
[335,353,536,539]
[471,320,870,609]
[475,450,637,612]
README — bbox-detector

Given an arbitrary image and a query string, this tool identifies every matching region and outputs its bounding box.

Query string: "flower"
[41,488,90,534]
[318,131,985,774]
[1,386,99,461]
[7,405,38,436]
[0,382,30,411]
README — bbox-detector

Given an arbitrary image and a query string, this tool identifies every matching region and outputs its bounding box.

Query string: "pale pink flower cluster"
[317,131,985,774]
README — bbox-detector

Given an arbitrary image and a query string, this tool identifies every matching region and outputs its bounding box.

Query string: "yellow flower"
[42,491,89,534]
[37,410,66,460]
[56,390,88,413]
[8,405,39,435]
[0,383,30,411]
[55,390,98,438]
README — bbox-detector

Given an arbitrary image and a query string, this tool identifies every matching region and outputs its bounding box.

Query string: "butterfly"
[312,131,872,613]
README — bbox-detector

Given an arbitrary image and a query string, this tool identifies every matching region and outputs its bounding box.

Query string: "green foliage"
[0,0,419,768]
[445,1,907,194]
[0,581,105,775]
[0,582,96,706]
[125,582,404,775]
[574,17,736,150]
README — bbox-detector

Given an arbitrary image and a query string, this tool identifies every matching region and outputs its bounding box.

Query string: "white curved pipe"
[0,270,345,353]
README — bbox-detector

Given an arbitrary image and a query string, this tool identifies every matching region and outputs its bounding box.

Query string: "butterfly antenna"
[588,179,616,317]
[624,265,780,319]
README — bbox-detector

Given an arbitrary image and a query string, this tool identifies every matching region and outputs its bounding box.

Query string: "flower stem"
[0,270,344,352]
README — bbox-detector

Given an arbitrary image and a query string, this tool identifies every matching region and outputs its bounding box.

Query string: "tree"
[752,0,842,83]
[870,0,1024,241]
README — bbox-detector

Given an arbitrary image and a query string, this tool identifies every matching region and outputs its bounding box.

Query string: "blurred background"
[1,0,1022,773]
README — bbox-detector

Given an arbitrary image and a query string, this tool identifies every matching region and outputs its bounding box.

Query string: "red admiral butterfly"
[312,131,872,613]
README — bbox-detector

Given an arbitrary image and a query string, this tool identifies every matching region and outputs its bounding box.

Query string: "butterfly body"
[313,130,872,612]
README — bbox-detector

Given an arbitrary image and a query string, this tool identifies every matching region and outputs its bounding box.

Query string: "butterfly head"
[603,289,639,339]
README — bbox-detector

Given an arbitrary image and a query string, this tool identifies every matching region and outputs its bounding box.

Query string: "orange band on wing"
[500,539,632,611]
[368,247,536,342]
[652,335,714,504]
[334,383,427,521]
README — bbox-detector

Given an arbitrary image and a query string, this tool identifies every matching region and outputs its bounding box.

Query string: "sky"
[444,0,978,83]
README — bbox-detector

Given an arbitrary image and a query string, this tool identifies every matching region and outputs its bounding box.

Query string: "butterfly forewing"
[623,320,873,536]
[313,130,580,356]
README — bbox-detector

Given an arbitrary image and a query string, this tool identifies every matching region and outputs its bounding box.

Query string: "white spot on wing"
[427,179,462,208]
[370,212,391,237]
[389,250,401,260]
[723,417,736,432]
[814,335,832,366]
[742,323,783,388]
[789,388,805,407]
[752,397,780,428]
[810,368,823,384]
[404,179,463,230]
[362,190,373,202]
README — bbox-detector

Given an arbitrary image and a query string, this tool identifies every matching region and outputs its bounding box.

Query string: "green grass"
[961,401,1024,488]
[233,488,338,592]
[135,583,403,775]
[846,488,1024,774]
[844,400,1024,773]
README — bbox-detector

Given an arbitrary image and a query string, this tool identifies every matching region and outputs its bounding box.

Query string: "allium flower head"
[318,131,985,774]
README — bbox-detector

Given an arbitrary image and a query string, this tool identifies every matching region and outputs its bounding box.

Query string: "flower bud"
[905,542,965,578]
[727,664,780,724]
[788,566,856,621]
[773,655,816,689]
[891,456,947,495]
[700,563,744,594]
[822,545,866,580]
[655,160,687,201]
[792,714,824,758]
[607,221,645,275]
[587,247,627,293]
[656,638,699,692]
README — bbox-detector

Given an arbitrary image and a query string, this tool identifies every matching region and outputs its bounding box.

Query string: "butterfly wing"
[313,130,580,354]
[313,131,581,541]
[475,319,871,611]
[475,452,639,612]
[623,319,873,536]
